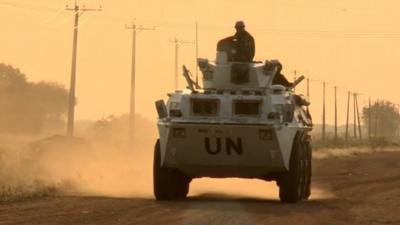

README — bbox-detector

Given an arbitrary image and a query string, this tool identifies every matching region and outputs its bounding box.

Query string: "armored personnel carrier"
[154,51,313,203]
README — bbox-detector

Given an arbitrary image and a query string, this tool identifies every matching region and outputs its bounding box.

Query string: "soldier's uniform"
[272,62,293,87]
[273,73,293,87]
[232,21,255,62]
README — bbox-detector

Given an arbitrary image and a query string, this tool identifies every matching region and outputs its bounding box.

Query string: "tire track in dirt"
[1,151,400,225]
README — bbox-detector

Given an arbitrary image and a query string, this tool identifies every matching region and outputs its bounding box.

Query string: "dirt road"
[1,151,399,225]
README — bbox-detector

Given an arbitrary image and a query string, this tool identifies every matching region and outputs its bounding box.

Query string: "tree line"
[0,63,68,134]
[363,101,400,141]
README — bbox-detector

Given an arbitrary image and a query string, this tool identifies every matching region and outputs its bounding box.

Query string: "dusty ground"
[0,150,399,225]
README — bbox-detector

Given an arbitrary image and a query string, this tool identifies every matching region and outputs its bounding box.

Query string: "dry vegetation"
[0,136,60,201]
[0,115,156,201]
[313,146,400,159]
[1,114,399,203]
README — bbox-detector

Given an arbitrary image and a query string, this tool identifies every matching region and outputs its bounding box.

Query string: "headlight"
[169,102,182,117]
[173,128,186,138]
[169,109,182,117]
[170,102,180,110]
[259,129,273,140]
[268,112,281,120]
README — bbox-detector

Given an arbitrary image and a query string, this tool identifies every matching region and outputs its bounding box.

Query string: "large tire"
[277,133,311,203]
[304,136,312,199]
[153,139,190,200]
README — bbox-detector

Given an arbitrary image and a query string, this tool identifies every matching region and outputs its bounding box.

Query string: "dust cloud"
[0,118,335,201]
[0,117,156,199]
[313,147,400,159]
[190,178,333,201]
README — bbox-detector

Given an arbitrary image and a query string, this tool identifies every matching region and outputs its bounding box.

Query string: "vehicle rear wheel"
[304,136,312,199]
[277,134,311,203]
[153,139,190,200]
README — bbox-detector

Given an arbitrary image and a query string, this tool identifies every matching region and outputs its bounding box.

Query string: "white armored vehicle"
[154,51,313,203]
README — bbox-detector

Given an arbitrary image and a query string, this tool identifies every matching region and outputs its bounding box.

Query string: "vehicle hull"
[158,122,303,178]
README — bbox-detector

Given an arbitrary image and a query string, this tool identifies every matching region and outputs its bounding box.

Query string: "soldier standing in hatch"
[232,21,255,62]
[272,62,293,88]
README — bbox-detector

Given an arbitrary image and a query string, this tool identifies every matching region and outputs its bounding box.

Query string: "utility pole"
[322,81,326,144]
[170,38,194,89]
[65,1,101,137]
[345,91,350,143]
[355,94,362,141]
[368,98,371,141]
[395,104,400,138]
[195,21,199,84]
[334,86,338,141]
[353,93,357,139]
[374,100,379,137]
[125,22,155,146]
[306,77,310,100]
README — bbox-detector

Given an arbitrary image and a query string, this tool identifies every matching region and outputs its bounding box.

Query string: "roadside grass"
[313,146,400,159]
[0,181,59,202]
[0,141,66,202]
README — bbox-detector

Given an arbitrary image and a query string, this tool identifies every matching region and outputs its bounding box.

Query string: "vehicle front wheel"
[277,134,311,203]
[153,139,190,200]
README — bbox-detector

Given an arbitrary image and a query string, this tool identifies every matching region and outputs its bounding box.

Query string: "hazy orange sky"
[1,0,400,126]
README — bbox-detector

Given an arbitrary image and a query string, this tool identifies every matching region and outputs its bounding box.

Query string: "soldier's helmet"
[235,21,245,29]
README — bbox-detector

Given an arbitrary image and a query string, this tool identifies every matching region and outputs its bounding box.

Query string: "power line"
[72,13,400,39]
[41,7,64,24]
[5,1,400,39]
[0,1,57,13]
